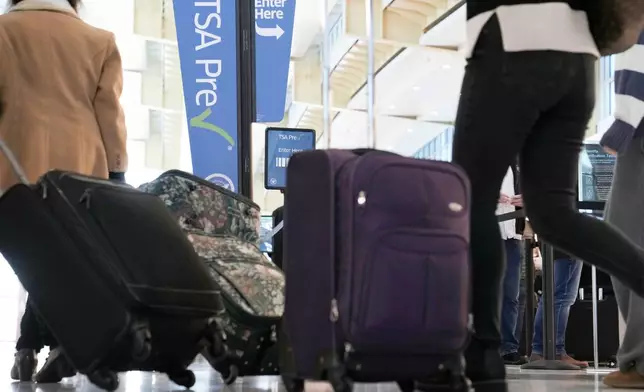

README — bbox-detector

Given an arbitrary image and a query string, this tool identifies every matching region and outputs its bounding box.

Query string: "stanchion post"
[523,239,535,356]
[541,243,556,360]
[591,265,599,369]
[236,0,256,198]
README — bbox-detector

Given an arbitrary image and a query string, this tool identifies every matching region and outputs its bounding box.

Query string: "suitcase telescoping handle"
[0,140,30,194]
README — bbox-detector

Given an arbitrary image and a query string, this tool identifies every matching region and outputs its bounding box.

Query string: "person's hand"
[603,146,618,156]
[533,254,543,271]
[499,193,511,204]
[510,194,523,207]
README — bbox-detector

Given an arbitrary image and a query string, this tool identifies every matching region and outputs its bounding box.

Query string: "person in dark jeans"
[515,265,528,354]
[498,164,527,365]
[500,239,525,364]
[529,250,587,368]
[428,4,644,392]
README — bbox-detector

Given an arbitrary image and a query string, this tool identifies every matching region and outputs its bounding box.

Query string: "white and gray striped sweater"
[600,33,644,153]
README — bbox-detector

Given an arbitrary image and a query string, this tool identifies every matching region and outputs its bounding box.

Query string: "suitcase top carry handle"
[0,140,30,194]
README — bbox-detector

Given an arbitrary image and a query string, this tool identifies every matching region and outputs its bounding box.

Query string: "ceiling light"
[412,86,421,91]
[442,64,452,70]
[388,105,396,110]
[407,128,414,133]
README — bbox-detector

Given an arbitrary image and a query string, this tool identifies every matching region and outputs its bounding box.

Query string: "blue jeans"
[500,239,522,356]
[532,258,583,356]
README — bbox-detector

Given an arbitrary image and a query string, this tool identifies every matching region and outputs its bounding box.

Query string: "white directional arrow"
[255,23,285,39]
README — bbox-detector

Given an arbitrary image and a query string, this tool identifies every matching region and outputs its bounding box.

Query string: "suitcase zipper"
[343,153,370,335]
[161,170,260,209]
[79,186,142,209]
[59,172,133,189]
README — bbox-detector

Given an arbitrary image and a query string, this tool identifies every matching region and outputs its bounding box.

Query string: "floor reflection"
[0,363,620,392]
[0,257,620,391]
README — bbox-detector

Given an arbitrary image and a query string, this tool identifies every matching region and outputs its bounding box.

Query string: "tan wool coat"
[0,0,128,191]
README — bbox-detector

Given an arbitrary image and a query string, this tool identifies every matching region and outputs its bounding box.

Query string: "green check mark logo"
[190,108,235,147]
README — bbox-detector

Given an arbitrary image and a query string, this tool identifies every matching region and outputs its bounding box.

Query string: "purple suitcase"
[280,149,471,392]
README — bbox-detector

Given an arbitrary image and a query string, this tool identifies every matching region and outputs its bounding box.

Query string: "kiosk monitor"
[264,127,315,190]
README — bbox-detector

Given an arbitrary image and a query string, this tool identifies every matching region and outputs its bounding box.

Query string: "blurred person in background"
[498,163,527,365]
[600,31,644,389]
[0,0,127,383]
[528,248,587,368]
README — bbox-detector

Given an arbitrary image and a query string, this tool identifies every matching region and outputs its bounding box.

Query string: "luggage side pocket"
[352,229,469,354]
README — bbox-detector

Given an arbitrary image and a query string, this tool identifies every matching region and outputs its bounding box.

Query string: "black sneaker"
[10,349,38,382]
[502,352,528,365]
[34,348,75,383]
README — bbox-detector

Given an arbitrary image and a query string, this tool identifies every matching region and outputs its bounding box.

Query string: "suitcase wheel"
[450,376,472,392]
[282,376,305,392]
[219,364,238,385]
[205,321,228,361]
[131,327,152,362]
[88,369,119,391]
[169,369,196,389]
[396,380,414,392]
[325,359,352,392]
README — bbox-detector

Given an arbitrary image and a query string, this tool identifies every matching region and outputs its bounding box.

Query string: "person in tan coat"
[0,0,128,383]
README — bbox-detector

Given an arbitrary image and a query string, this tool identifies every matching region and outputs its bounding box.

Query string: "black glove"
[108,172,126,183]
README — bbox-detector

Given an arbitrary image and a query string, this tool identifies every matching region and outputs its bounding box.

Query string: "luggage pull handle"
[365,0,376,149]
[0,140,30,194]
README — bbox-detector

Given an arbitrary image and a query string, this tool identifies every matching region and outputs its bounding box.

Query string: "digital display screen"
[264,127,315,190]
[578,143,616,202]
[259,216,273,253]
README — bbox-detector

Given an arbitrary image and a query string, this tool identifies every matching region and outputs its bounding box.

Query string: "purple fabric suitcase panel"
[336,152,470,354]
[283,149,356,378]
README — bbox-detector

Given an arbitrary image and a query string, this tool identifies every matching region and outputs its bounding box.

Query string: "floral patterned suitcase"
[139,170,261,245]
[186,231,284,379]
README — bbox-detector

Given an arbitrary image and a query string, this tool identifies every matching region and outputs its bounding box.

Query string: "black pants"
[15,298,57,352]
[452,17,644,348]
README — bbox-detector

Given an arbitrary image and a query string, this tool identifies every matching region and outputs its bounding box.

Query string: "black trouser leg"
[520,94,644,294]
[15,298,58,352]
[16,299,44,353]
[452,17,541,349]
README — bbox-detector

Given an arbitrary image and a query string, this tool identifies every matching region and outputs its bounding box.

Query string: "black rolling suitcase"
[0,143,227,391]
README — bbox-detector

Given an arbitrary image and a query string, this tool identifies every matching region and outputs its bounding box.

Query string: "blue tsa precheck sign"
[255,0,296,123]
[174,0,240,192]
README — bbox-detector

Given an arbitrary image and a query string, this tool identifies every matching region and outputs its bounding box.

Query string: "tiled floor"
[0,360,630,392]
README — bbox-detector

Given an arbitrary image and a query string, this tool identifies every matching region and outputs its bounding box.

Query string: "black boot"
[464,339,507,392]
[34,348,75,383]
[416,339,507,392]
[10,349,38,382]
